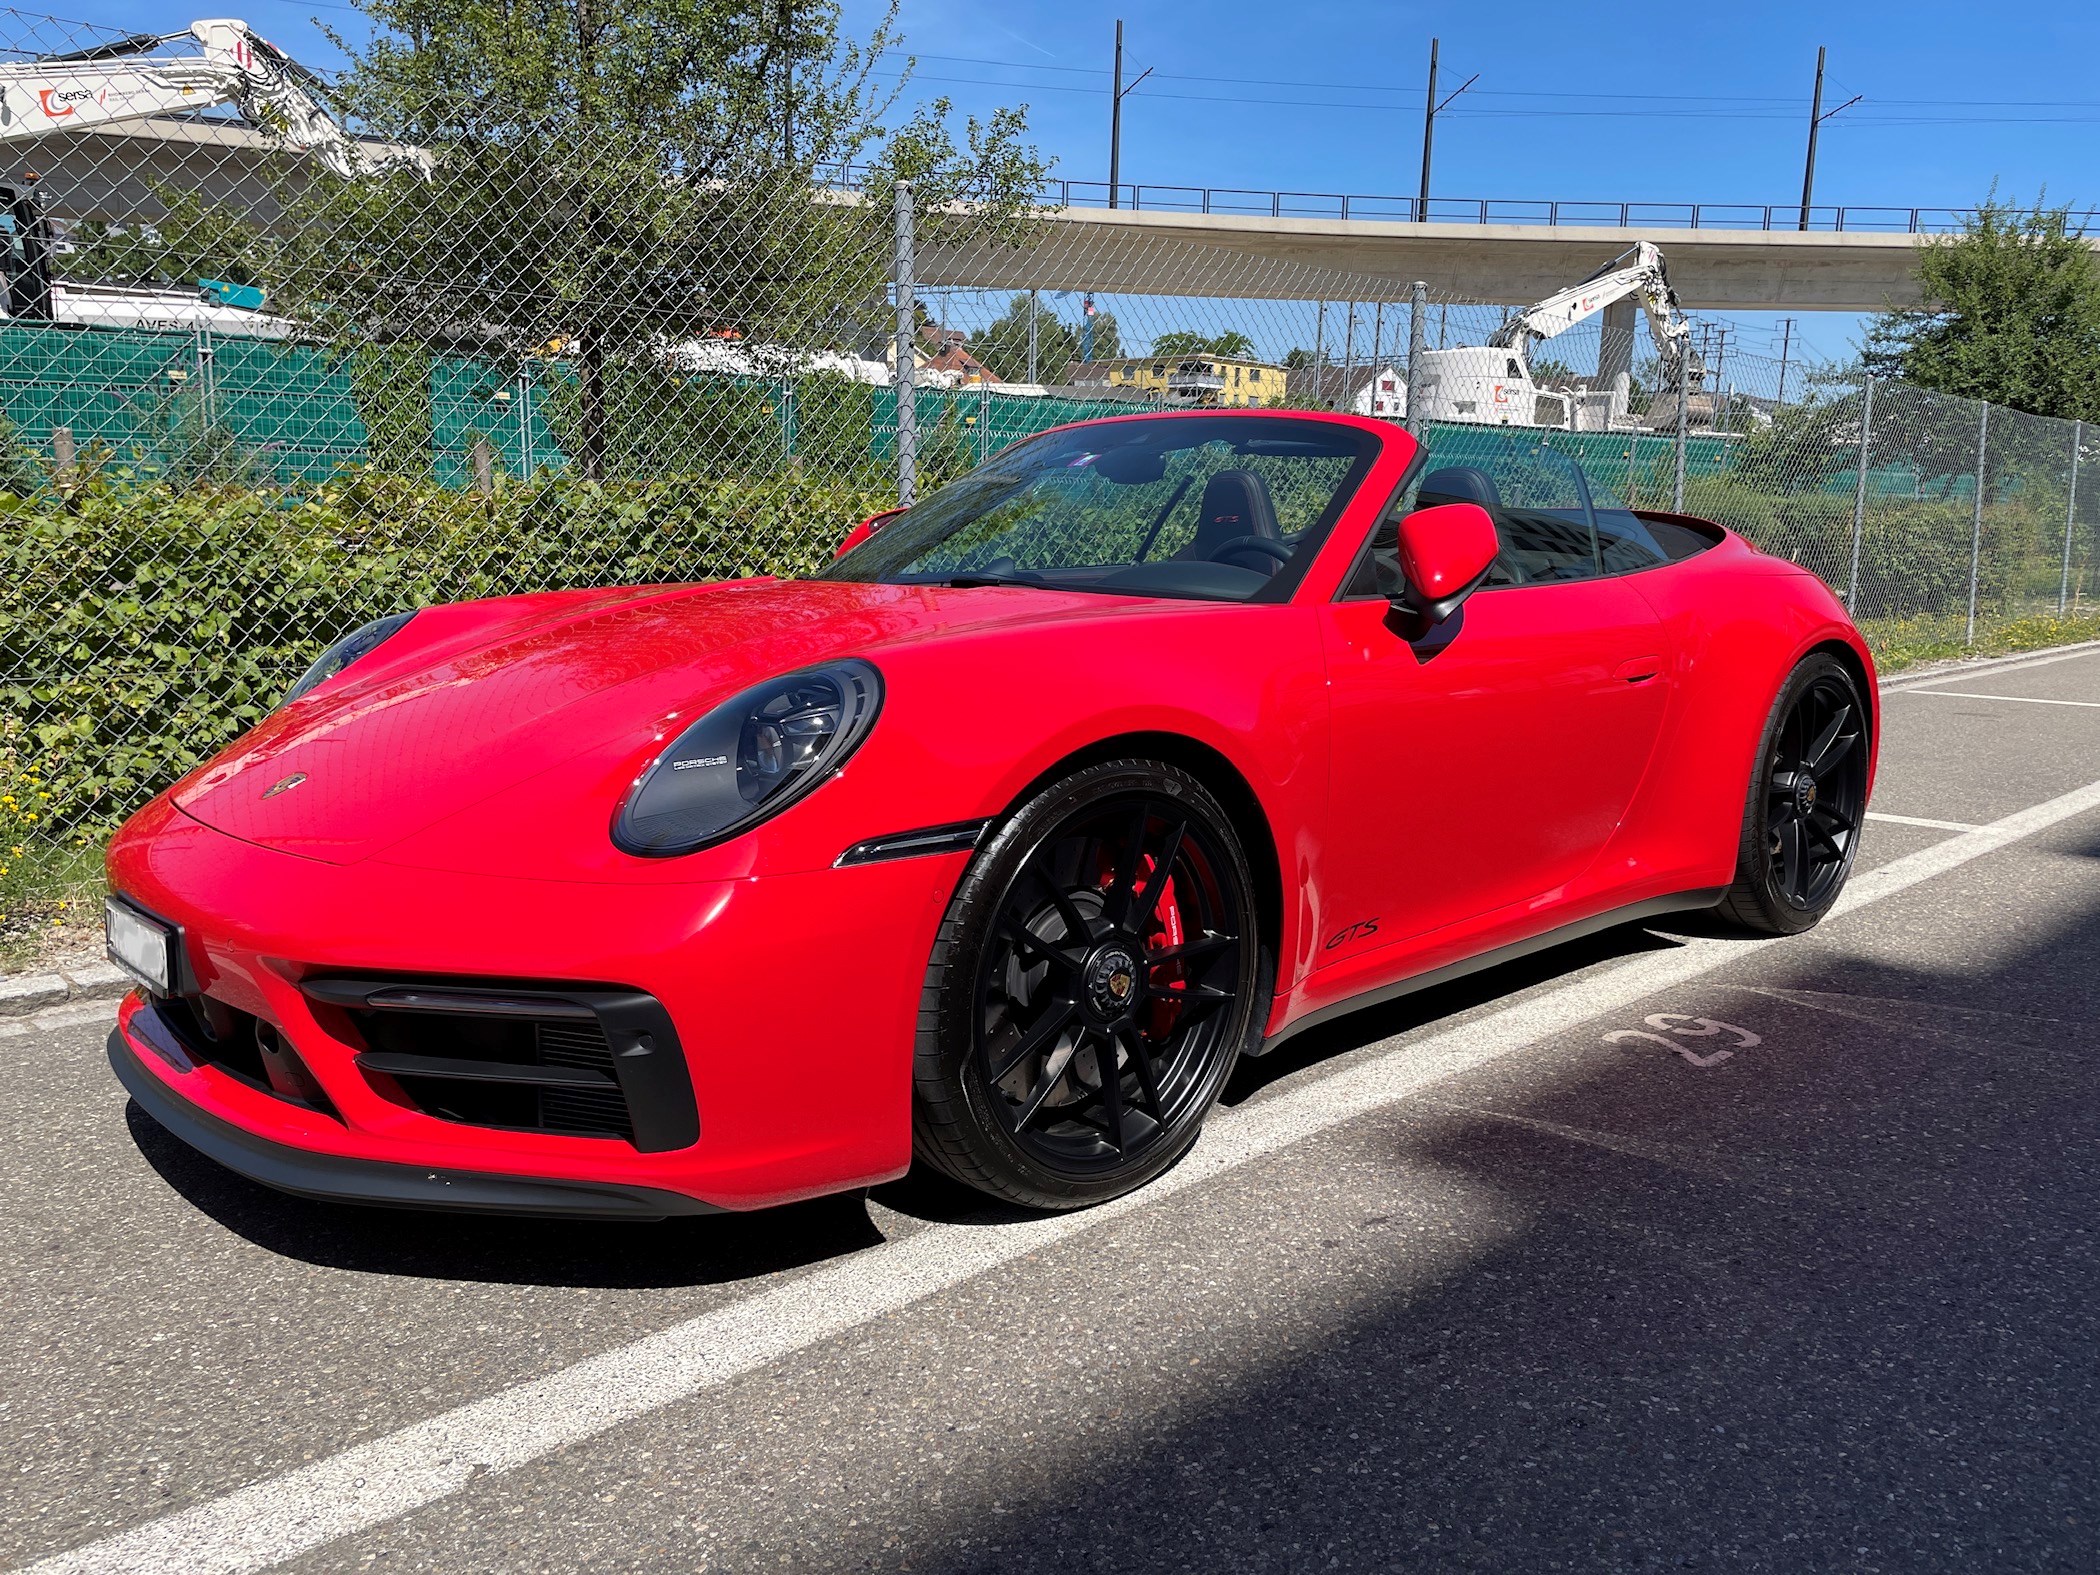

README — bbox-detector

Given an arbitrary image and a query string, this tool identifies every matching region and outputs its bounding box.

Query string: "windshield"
[822,415,1382,602]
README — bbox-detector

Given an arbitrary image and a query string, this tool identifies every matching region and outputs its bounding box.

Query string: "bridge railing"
[810,163,2066,234]
[1021,180,2092,236]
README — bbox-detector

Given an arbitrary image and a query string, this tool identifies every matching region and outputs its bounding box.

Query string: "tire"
[911,759,1268,1209]
[1716,653,1870,936]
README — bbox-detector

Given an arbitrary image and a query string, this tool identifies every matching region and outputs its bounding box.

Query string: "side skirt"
[1253,888,1728,1056]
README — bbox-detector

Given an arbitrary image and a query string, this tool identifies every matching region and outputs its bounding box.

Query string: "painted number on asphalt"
[1602,1013,1763,1067]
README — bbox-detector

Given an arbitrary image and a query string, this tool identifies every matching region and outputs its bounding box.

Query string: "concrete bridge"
[918,205,1931,313]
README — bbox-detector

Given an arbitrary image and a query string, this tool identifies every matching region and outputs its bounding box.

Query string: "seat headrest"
[1418,466,1503,511]
[1193,469,1279,541]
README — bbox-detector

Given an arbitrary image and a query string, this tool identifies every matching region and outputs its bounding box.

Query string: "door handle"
[1613,656,1663,684]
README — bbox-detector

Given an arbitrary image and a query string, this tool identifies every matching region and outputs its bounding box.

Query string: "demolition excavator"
[0,18,424,330]
[1410,241,1696,431]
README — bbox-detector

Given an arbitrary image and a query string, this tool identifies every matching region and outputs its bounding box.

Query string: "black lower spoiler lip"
[108,1030,718,1221]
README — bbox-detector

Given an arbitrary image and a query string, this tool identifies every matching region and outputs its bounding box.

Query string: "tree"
[1151,329,1256,359]
[1865,194,2100,422]
[971,294,1073,383]
[203,0,1049,478]
[1282,347,1314,370]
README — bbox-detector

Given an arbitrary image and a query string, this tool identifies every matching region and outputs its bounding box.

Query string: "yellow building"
[1067,354,1286,408]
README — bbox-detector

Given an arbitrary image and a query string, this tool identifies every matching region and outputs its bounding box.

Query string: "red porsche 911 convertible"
[103,409,1875,1217]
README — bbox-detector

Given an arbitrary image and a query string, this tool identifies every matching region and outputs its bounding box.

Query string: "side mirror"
[835,507,906,559]
[1388,502,1499,632]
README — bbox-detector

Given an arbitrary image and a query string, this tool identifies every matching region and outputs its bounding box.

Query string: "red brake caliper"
[1097,848,1186,1040]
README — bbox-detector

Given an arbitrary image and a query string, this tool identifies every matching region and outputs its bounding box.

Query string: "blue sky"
[62,0,2100,366]
[825,0,2100,365]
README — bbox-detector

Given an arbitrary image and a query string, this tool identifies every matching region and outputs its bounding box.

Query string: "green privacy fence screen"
[0,322,1141,488]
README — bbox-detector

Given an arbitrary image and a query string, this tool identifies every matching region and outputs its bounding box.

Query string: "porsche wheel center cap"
[1084,945,1142,1018]
[1794,773,1820,816]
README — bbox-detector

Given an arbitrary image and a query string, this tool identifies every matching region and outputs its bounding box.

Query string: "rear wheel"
[912,760,1266,1209]
[1717,654,1869,935]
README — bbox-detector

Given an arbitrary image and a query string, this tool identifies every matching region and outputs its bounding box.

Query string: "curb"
[1880,636,2100,691]
[0,957,129,1019]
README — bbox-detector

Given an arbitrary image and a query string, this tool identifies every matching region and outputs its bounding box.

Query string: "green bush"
[0,468,892,846]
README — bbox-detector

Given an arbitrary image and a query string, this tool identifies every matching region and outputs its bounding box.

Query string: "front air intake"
[299,978,698,1152]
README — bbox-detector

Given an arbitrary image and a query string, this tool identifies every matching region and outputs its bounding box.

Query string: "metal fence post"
[893,178,917,508]
[1848,375,1874,610]
[1026,288,1038,385]
[516,366,532,474]
[1672,364,1688,513]
[196,326,217,432]
[2062,419,2082,614]
[1966,399,1989,646]
[1404,281,1426,439]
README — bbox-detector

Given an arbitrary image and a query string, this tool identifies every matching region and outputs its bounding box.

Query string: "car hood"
[171,577,1128,865]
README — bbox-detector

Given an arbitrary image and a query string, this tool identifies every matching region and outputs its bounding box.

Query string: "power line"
[878,50,2100,117]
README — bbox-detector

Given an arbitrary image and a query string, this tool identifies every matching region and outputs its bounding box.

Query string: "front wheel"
[912,760,1267,1209]
[1717,653,1869,935]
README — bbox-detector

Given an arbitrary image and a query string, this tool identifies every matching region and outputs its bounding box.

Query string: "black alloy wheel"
[1719,654,1869,935]
[913,760,1265,1209]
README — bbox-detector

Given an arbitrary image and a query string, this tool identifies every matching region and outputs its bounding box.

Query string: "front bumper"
[111,1029,714,1219]
[105,795,965,1212]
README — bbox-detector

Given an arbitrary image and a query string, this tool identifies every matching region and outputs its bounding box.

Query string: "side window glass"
[1593,509,1671,575]
[1408,442,1602,586]
[1343,474,1422,600]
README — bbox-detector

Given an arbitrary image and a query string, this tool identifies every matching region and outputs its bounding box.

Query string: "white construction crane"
[0,18,422,180]
[1406,242,1697,431]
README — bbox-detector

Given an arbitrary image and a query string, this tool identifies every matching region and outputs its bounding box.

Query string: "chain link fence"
[3,6,2097,949]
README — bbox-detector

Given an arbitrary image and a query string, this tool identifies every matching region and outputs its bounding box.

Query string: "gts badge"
[1324,918,1381,951]
[671,755,730,771]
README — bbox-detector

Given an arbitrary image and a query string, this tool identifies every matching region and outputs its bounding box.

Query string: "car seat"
[1175,469,1280,561]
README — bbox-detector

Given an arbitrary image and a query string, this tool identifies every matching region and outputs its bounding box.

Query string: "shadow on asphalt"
[122,1101,885,1288]
[885,888,2100,1573]
[1223,917,1692,1103]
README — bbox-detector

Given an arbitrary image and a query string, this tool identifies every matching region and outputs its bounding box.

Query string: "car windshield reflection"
[821,415,1381,603]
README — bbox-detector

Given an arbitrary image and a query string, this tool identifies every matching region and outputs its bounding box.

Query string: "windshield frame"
[818,410,1390,606]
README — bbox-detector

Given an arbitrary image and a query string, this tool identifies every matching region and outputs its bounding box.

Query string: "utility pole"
[1416,37,1478,223]
[1342,301,1358,414]
[1313,300,1327,403]
[1372,300,1386,413]
[1710,324,1729,435]
[1107,20,1153,209]
[1798,47,1861,230]
[1775,317,1796,407]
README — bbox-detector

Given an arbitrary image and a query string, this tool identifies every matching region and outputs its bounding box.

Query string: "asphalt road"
[5,644,2100,1574]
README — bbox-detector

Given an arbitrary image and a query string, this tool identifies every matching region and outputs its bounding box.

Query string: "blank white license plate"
[105,898,175,996]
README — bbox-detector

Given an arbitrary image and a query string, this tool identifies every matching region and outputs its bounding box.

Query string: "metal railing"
[1025,180,2083,236]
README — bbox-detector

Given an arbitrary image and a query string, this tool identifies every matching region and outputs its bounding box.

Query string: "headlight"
[613,659,884,857]
[283,611,418,705]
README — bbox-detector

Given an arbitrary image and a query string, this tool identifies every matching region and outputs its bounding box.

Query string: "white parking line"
[1865,811,1983,833]
[27,772,2100,1575]
[1906,690,2100,709]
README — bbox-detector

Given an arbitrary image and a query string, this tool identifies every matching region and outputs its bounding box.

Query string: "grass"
[0,839,103,971]
[1860,608,2100,674]
[7,605,2100,974]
